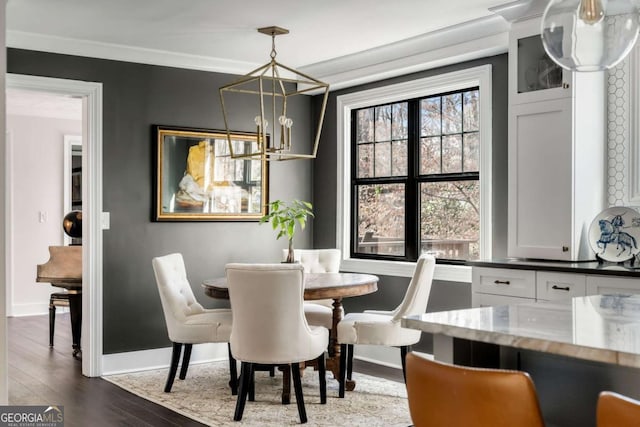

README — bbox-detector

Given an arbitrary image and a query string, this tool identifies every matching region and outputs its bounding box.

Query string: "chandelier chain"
[270,34,277,60]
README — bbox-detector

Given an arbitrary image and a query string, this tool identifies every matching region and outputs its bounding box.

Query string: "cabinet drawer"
[536,272,586,301]
[472,267,536,299]
[474,293,534,308]
[586,275,640,296]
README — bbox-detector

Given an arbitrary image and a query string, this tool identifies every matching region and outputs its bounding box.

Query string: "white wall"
[7,114,81,316]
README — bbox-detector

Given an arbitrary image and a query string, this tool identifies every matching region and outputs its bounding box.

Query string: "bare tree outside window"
[352,88,480,261]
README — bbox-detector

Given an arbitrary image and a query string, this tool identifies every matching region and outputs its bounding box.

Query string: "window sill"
[340,258,472,283]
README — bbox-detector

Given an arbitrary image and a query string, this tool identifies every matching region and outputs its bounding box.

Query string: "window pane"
[357,108,374,143]
[420,181,479,261]
[357,184,405,256]
[392,103,408,140]
[442,93,462,134]
[420,137,441,175]
[375,105,391,142]
[463,133,479,172]
[392,140,408,176]
[374,142,391,177]
[463,90,479,131]
[420,97,441,136]
[358,143,373,178]
[442,135,462,173]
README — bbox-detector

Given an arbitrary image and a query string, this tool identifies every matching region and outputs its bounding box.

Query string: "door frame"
[6,74,103,377]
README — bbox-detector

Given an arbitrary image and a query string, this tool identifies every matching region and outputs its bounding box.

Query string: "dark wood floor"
[8,314,403,426]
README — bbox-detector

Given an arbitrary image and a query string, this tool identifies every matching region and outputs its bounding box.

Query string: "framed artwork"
[153,125,269,221]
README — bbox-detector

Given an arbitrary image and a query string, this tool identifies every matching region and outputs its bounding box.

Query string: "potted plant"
[260,199,314,263]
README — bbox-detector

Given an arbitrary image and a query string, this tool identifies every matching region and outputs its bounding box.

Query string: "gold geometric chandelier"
[219,26,330,161]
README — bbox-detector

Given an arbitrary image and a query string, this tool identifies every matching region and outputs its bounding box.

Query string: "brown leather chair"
[405,353,545,427]
[597,391,640,427]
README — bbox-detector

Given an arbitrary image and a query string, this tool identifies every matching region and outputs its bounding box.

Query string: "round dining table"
[202,272,379,399]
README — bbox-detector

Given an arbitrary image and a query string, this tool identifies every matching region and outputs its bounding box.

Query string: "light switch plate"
[101,212,110,230]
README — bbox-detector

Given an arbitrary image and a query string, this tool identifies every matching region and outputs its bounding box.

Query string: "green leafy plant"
[260,199,314,263]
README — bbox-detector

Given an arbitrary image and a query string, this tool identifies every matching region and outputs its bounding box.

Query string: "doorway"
[5,74,103,377]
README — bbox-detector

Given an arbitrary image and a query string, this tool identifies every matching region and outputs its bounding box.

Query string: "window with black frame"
[352,87,480,262]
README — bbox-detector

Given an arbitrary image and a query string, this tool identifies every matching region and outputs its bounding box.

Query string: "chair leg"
[164,342,182,392]
[291,363,307,424]
[49,303,56,347]
[318,353,327,404]
[400,345,411,384]
[234,362,252,421]
[248,363,255,402]
[228,343,238,395]
[282,364,292,404]
[179,344,192,380]
[339,343,347,398]
[347,344,354,380]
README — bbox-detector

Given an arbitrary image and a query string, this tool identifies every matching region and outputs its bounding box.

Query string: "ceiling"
[6,0,519,89]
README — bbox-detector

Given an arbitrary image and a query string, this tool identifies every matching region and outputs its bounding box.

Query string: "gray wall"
[312,54,509,351]
[8,49,315,354]
[8,48,507,355]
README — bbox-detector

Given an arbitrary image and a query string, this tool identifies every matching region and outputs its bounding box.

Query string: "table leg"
[324,298,356,390]
[68,291,82,359]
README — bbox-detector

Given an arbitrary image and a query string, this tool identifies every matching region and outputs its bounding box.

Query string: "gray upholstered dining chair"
[152,253,236,394]
[226,263,329,424]
[283,248,341,329]
[337,253,436,397]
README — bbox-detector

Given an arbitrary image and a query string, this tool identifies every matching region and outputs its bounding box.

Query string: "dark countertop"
[467,258,640,278]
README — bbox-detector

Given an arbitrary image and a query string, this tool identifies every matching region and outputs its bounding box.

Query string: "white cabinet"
[472,267,535,307]
[472,266,640,308]
[508,20,570,105]
[586,276,640,296]
[536,272,586,301]
[507,18,605,261]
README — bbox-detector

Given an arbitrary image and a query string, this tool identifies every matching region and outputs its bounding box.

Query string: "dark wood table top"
[202,272,378,301]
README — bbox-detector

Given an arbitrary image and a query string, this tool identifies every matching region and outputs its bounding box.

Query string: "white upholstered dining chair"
[337,254,436,397]
[152,253,236,394]
[283,248,341,330]
[226,263,329,424]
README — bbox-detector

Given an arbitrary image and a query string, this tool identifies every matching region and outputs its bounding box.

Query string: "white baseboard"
[101,343,229,376]
[354,345,433,370]
[9,303,50,317]
[101,343,432,376]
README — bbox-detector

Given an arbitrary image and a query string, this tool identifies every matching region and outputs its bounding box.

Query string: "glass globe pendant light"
[541,0,640,71]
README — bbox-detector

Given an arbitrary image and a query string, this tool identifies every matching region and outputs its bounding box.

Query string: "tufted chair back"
[282,249,341,273]
[225,263,328,365]
[391,254,436,321]
[152,253,205,342]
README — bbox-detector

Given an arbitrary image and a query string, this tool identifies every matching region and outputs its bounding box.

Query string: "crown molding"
[7,14,509,91]
[300,15,509,91]
[7,30,259,75]
[489,0,546,23]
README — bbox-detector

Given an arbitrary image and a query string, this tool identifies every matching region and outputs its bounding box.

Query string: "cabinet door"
[509,18,571,105]
[586,275,640,296]
[508,97,574,260]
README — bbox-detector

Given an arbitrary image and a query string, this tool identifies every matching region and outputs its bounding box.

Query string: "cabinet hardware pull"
[552,285,570,291]
[562,246,569,252]
[562,83,570,89]
[494,280,510,285]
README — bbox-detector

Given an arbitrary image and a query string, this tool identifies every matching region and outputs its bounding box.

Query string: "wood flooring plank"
[8,314,401,426]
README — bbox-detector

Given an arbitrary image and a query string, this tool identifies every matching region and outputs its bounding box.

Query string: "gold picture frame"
[154,125,269,221]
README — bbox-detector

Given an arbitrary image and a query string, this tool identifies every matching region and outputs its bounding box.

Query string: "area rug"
[103,361,411,426]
